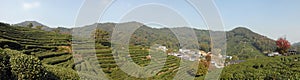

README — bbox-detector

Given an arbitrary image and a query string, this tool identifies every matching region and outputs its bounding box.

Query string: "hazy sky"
[0,0,299,43]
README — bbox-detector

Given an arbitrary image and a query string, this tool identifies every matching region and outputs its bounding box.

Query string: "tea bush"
[10,54,46,79]
[0,49,12,79]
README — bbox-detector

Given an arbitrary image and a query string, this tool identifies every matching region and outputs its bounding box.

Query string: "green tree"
[27,23,33,28]
[232,55,239,60]
[0,50,11,79]
[189,61,208,77]
[92,29,110,43]
[36,26,43,30]
[53,28,60,33]
[10,54,46,79]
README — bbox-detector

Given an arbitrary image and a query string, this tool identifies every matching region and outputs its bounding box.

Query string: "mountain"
[226,27,276,59]
[0,21,282,79]
[14,21,53,31]
[5,21,278,59]
[73,22,276,59]
[55,27,72,34]
[292,42,300,54]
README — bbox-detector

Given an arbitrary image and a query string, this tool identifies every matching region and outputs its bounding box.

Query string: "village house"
[267,52,281,57]
[157,46,168,52]
[225,60,245,66]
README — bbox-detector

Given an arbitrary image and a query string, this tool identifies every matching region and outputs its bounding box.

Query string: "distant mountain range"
[73,22,277,59]
[14,21,71,33]
[14,21,53,31]
[5,21,286,59]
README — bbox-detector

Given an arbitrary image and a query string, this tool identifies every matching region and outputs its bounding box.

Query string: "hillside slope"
[76,22,276,59]
[226,27,276,59]
[14,21,53,31]
[221,55,300,79]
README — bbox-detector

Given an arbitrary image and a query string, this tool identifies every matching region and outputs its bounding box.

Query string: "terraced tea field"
[0,25,206,80]
[0,25,75,69]
[72,42,204,79]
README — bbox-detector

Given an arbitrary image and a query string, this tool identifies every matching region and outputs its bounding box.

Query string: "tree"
[36,26,43,30]
[92,29,110,43]
[232,55,239,61]
[27,23,33,28]
[276,37,291,55]
[188,60,208,77]
[53,28,60,33]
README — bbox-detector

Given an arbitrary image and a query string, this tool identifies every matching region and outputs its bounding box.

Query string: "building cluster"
[156,46,211,62]
[267,49,298,57]
[168,49,203,61]
[156,46,243,68]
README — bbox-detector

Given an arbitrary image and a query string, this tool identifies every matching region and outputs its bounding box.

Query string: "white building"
[268,52,281,57]
[157,46,168,52]
[179,49,191,53]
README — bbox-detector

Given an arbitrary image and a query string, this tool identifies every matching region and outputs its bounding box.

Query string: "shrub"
[44,64,79,79]
[0,39,22,50]
[0,49,12,79]
[10,54,46,79]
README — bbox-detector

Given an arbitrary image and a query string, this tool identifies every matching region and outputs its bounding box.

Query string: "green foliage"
[226,27,276,59]
[232,55,239,60]
[36,25,43,30]
[92,29,110,43]
[0,22,292,79]
[44,64,79,80]
[193,61,208,76]
[0,24,79,79]
[10,53,46,79]
[0,39,22,50]
[92,24,275,59]
[27,23,33,28]
[0,22,10,26]
[53,28,60,33]
[0,49,12,79]
[220,55,300,79]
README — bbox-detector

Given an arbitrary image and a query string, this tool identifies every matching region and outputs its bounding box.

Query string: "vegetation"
[27,23,33,28]
[86,23,276,60]
[36,25,43,30]
[10,52,46,79]
[0,22,76,79]
[221,55,300,79]
[0,49,11,79]
[276,37,291,54]
[92,29,110,46]
[0,21,299,79]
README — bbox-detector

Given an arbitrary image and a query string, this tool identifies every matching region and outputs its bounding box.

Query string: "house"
[225,60,245,66]
[199,51,206,55]
[288,49,297,55]
[179,49,190,53]
[267,52,281,57]
[226,56,232,60]
[157,46,168,52]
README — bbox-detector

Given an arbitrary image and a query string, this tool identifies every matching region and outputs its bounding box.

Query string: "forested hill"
[3,21,277,59]
[75,22,276,59]
[14,21,53,31]
[226,27,276,59]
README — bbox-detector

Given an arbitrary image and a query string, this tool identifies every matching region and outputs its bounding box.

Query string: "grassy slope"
[0,24,79,79]
[221,55,300,79]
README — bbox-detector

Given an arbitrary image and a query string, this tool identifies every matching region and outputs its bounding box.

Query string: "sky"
[0,0,299,43]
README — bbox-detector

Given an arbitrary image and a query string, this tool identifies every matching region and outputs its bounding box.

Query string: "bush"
[0,39,22,50]
[0,50,12,79]
[10,54,46,79]
[44,64,79,80]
